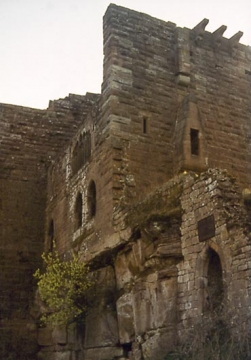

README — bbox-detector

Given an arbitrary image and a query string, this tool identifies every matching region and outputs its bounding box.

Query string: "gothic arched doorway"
[206,247,224,312]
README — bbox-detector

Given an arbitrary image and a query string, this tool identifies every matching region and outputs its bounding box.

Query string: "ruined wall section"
[102,4,178,205]
[41,166,251,360]
[178,169,251,338]
[42,171,185,360]
[0,93,99,359]
[45,95,120,260]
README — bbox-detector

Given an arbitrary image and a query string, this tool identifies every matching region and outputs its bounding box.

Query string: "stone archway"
[206,247,224,312]
[196,243,225,315]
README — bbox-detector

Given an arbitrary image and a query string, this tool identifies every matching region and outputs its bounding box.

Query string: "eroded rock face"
[84,266,119,349]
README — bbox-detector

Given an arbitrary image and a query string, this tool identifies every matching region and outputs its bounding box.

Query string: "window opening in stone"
[190,128,199,155]
[72,131,91,175]
[143,117,148,134]
[75,193,83,230]
[88,181,96,219]
[207,248,224,312]
[48,219,54,251]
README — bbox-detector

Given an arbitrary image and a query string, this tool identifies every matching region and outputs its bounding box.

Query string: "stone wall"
[39,169,251,360]
[38,5,251,360]
[177,170,251,342]
[102,4,251,203]
[0,93,99,359]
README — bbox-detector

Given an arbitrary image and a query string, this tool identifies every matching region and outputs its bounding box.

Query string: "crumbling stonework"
[1,4,251,360]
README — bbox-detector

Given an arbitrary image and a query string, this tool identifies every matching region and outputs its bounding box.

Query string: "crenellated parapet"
[176,18,247,86]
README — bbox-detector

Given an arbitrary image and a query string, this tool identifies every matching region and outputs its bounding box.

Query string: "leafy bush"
[34,248,94,326]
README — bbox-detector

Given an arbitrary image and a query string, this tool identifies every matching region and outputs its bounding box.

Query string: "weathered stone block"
[141,327,177,360]
[84,346,123,360]
[52,325,67,345]
[55,351,72,360]
[37,327,53,347]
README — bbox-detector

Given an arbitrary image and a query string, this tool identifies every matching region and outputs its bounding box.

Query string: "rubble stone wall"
[178,170,251,340]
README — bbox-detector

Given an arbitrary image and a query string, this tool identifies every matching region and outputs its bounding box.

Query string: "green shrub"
[34,248,94,326]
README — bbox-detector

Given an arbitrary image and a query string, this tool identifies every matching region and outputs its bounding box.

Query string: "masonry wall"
[39,5,251,359]
[102,5,178,204]
[186,29,251,187]
[41,168,251,360]
[0,93,99,359]
[176,170,251,354]
[44,94,121,261]
[102,4,251,208]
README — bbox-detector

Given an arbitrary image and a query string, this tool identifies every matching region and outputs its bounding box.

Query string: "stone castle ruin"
[1,4,251,360]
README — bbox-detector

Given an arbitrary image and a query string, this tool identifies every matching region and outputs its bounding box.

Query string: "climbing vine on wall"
[34,247,94,326]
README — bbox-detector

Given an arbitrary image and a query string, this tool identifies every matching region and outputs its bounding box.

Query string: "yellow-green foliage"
[34,249,94,326]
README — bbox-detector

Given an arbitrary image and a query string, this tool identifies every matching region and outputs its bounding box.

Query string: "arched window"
[72,131,91,175]
[75,193,83,230]
[207,248,224,311]
[88,181,96,219]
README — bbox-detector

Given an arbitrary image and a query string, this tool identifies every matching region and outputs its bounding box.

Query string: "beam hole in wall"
[122,342,132,357]
[88,180,96,219]
[190,128,199,155]
[206,248,224,312]
[75,192,83,230]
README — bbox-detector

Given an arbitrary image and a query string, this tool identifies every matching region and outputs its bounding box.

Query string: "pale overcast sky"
[1,0,250,109]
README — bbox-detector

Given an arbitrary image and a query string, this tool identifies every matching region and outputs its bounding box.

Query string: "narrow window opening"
[48,219,54,251]
[75,193,83,230]
[88,181,96,219]
[143,117,148,134]
[190,128,199,155]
